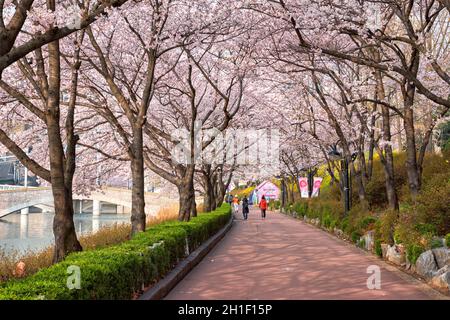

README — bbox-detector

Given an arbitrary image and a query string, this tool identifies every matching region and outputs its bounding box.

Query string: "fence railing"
[0,184,39,191]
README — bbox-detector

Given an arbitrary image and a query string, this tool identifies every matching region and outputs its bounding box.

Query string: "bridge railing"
[0,184,37,191]
[0,185,47,193]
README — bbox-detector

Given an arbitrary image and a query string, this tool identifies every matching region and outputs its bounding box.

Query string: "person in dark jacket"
[242,196,249,220]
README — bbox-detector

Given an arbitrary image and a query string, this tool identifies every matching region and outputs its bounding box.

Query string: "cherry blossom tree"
[0,0,131,75]
[0,27,87,261]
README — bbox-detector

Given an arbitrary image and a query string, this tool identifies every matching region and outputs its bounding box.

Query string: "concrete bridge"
[0,186,179,218]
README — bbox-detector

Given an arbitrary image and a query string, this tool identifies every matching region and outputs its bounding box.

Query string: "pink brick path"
[166,209,443,300]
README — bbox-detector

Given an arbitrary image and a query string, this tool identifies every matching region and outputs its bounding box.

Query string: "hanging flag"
[312,177,323,197]
[299,177,309,198]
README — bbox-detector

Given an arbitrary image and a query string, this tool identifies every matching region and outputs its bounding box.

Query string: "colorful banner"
[299,177,309,198]
[256,181,280,201]
[312,177,323,197]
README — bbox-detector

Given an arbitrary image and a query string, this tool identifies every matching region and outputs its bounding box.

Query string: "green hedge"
[0,204,231,300]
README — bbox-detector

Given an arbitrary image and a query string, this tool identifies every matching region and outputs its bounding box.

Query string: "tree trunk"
[216,180,226,208]
[349,159,366,203]
[47,38,81,263]
[281,176,287,211]
[403,103,421,198]
[203,182,212,213]
[130,128,146,235]
[201,166,216,213]
[178,183,194,221]
[375,70,399,211]
[402,50,421,199]
[51,181,82,263]
[178,164,195,221]
[289,178,295,203]
[367,131,375,180]
[380,104,399,210]
[358,129,368,185]
[190,194,197,217]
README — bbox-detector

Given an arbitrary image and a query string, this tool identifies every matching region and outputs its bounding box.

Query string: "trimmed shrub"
[0,204,231,300]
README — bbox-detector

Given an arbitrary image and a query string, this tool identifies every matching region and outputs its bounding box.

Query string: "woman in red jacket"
[259,195,267,219]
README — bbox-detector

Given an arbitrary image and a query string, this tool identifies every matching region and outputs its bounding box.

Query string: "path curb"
[138,215,234,300]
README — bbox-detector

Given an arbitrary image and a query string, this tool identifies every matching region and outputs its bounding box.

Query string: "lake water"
[0,212,131,253]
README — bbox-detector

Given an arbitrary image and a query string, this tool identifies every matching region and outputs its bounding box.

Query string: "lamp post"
[328,145,356,216]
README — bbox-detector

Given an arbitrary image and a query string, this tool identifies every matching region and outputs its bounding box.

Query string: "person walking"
[232,195,239,215]
[242,196,249,220]
[259,195,267,219]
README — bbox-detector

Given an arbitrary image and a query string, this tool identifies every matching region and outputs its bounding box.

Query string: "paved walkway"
[165,209,442,300]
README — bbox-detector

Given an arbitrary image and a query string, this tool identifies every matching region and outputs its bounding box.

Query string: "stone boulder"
[430,265,450,292]
[334,228,344,238]
[386,245,406,266]
[432,248,449,269]
[416,250,438,280]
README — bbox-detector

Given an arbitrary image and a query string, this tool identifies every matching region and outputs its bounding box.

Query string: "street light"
[328,144,357,216]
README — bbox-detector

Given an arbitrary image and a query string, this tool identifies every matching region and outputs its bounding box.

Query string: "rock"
[334,228,344,238]
[386,245,406,265]
[396,244,405,255]
[381,244,389,259]
[432,265,449,277]
[416,250,438,280]
[430,266,450,292]
[432,248,449,269]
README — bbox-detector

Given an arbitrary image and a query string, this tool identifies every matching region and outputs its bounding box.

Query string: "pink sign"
[256,181,280,201]
[312,177,323,197]
[299,177,308,198]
